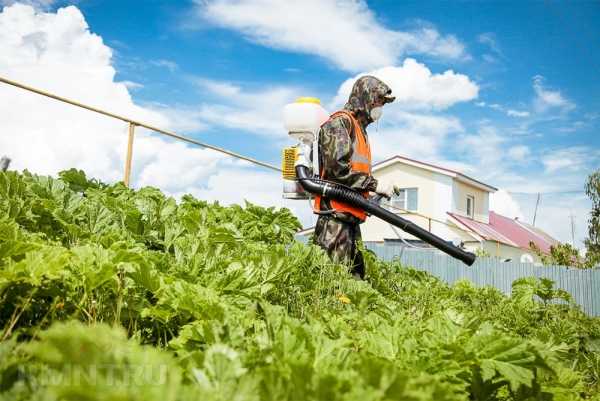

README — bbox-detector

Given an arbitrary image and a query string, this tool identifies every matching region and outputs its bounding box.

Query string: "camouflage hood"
[343,76,395,126]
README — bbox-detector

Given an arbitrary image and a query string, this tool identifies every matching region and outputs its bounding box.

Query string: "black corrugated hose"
[296,165,476,266]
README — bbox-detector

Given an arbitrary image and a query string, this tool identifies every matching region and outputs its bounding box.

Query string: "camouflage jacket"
[316,76,394,218]
[317,114,377,193]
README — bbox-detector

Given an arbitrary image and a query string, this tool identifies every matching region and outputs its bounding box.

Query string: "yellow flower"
[337,294,351,304]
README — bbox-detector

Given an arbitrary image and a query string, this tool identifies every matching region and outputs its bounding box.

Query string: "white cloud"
[370,113,593,250]
[490,189,524,220]
[368,112,463,162]
[333,58,478,110]
[0,4,306,225]
[144,102,209,133]
[132,134,223,192]
[533,75,575,113]
[477,32,503,64]
[449,124,596,250]
[193,78,301,138]
[509,192,592,251]
[454,125,506,173]
[506,109,530,118]
[150,58,178,72]
[195,78,241,97]
[541,146,600,173]
[0,0,55,9]
[120,80,144,90]
[327,63,590,251]
[195,0,467,72]
[451,126,594,194]
[507,145,530,161]
[535,196,592,250]
[327,58,476,181]
[556,120,585,133]
[514,146,596,251]
[449,127,595,250]
[584,112,599,121]
[490,188,592,251]
[478,32,501,54]
[0,4,166,180]
[475,101,531,118]
[541,157,574,174]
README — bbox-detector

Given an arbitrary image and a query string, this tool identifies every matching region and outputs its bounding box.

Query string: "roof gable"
[373,155,497,193]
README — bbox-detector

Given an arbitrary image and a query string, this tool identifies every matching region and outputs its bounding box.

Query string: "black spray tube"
[296,165,476,266]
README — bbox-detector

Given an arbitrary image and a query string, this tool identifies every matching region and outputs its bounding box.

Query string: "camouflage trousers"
[313,214,366,279]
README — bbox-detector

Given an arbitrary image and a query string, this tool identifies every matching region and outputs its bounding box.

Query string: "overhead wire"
[0,75,281,173]
[0,75,535,246]
[508,190,585,195]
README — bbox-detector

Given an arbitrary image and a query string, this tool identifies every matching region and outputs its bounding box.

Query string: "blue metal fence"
[364,243,600,317]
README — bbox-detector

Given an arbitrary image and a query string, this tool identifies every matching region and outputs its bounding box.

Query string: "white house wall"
[463,241,540,263]
[361,162,475,243]
[483,192,489,222]
[432,174,456,241]
[452,180,490,224]
[375,162,437,213]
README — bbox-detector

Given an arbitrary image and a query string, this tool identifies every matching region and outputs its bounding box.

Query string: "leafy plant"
[585,169,600,267]
[529,240,594,268]
[0,169,598,401]
[475,247,491,257]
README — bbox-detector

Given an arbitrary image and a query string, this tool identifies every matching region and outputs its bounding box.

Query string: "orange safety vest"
[314,110,372,221]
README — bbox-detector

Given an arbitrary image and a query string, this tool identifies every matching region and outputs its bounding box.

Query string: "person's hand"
[375,182,396,200]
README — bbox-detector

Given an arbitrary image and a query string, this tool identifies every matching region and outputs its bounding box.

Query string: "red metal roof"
[448,211,558,254]
[448,212,518,247]
[489,212,558,254]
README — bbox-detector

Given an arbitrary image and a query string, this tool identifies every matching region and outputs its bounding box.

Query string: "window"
[466,195,475,218]
[389,188,418,211]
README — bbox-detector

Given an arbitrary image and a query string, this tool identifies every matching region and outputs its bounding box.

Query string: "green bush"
[0,169,599,400]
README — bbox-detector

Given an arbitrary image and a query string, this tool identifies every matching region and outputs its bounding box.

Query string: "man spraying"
[313,76,396,279]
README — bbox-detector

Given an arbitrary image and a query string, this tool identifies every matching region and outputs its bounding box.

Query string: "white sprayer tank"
[283,97,329,142]
[281,97,329,199]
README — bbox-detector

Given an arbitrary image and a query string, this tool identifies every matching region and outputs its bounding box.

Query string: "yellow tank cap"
[295,97,321,104]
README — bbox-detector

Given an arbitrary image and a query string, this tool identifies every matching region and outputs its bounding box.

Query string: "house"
[298,155,559,263]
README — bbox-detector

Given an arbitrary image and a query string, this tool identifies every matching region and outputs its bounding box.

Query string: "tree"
[537,169,600,268]
[529,241,589,268]
[584,169,600,266]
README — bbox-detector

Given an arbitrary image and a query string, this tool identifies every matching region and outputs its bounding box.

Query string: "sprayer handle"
[370,193,386,204]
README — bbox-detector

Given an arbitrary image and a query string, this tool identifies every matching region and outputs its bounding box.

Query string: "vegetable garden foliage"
[0,169,599,401]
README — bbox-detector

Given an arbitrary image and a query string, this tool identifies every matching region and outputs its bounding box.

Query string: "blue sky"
[78,0,599,176]
[0,0,598,248]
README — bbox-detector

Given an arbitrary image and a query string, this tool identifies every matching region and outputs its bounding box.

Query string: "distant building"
[298,155,559,263]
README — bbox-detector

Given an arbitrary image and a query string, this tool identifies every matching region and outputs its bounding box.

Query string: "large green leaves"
[0,169,598,401]
[25,321,183,401]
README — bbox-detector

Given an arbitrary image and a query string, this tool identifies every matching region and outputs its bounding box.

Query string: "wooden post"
[124,123,136,187]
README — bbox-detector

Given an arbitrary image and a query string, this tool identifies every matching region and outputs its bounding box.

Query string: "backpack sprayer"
[281,97,327,200]
[281,97,476,266]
